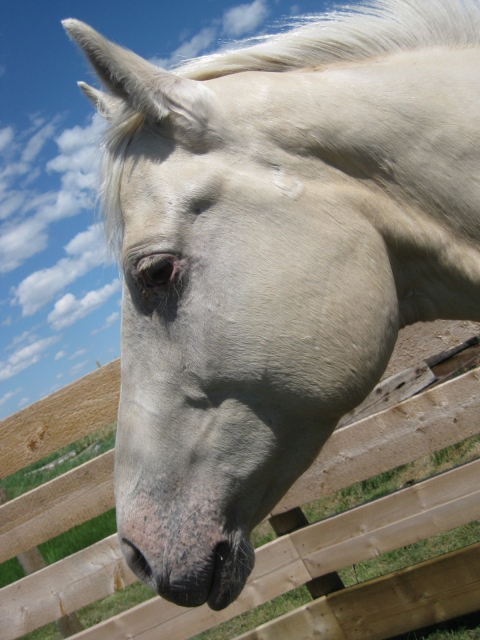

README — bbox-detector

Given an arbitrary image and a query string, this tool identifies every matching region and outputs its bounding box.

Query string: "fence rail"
[234,541,480,640]
[1,339,480,640]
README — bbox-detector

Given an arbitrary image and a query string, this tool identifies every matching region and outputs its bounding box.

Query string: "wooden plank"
[36,536,309,640]
[0,450,114,563]
[0,488,84,638]
[0,359,119,479]
[3,366,480,563]
[328,542,480,639]
[0,487,47,573]
[269,507,344,598]
[273,366,480,515]
[0,534,136,640]
[232,543,480,640]
[426,334,479,368]
[292,458,480,579]
[5,458,480,640]
[232,597,335,640]
[135,561,310,640]
[430,342,480,385]
[0,532,303,639]
[69,560,310,640]
[233,599,347,640]
[337,361,435,427]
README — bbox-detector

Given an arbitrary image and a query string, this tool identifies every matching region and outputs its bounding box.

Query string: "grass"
[4,425,480,639]
[1,421,116,501]
[192,586,312,640]
[0,423,117,589]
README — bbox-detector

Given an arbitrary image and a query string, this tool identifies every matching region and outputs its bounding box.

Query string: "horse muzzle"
[117,505,255,610]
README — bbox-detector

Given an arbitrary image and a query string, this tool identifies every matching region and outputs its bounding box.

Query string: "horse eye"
[136,255,176,290]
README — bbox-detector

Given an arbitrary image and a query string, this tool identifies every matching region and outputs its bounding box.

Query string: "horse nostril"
[121,537,153,582]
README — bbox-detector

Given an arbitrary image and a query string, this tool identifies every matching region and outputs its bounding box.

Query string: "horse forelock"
[100,107,144,261]
[99,0,480,260]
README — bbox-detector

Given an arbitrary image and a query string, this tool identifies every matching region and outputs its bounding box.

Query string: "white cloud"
[91,310,120,335]
[36,189,93,224]
[13,223,108,316]
[47,116,102,194]
[0,336,60,382]
[48,279,121,330]
[151,1,269,69]
[69,348,87,360]
[18,397,30,408]
[0,388,22,407]
[0,127,14,153]
[55,350,67,361]
[51,118,102,156]
[70,360,89,377]
[21,122,56,163]
[0,216,48,272]
[151,27,217,69]
[105,310,120,325]
[223,0,269,37]
[64,223,104,256]
[0,191,26,221]
[172,28,217,62]
[8,330,33,349]
[0,116,102,274]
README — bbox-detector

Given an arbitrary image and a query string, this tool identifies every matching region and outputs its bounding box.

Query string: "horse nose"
[119,536,210,607]
[120,537,154,585]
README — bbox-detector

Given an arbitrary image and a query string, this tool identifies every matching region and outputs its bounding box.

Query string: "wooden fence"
[1,337,480,640]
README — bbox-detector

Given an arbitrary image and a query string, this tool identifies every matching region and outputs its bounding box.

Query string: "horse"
[64,0,480,611]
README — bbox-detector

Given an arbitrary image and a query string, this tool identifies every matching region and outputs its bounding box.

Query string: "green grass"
[191,586,312,640]
[1,422,116,501]
[0,423,116,589]
[19,581,156,640]
[4,425,480,639]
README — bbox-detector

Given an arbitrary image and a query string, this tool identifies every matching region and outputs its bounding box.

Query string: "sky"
[0,0,337,419]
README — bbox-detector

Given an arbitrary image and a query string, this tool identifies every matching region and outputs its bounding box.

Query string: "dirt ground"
[384,320,480,378]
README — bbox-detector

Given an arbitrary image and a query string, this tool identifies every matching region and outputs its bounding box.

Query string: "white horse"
[64,0,480,611]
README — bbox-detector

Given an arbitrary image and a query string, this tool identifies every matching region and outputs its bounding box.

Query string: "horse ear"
[63,19,216,144]
[78,81,123,120]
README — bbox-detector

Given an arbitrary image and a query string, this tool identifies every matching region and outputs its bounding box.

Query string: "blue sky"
[0,0,335,419]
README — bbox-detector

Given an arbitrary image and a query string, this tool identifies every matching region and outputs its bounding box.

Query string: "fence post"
[269,506,345,598]
[0,487,84,637]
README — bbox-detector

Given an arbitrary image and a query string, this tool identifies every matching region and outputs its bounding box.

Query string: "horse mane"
[177,0,480,80]
[100,0,480,258]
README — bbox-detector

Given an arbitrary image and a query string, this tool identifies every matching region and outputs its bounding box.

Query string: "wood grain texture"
[383,321,480,378]
[328,542,480,639]
[3,366,479,562]
[0,487,84,637]
[337,361,435,427]
[5,458,479,640]
[291,458,480,579]
[0,359,119,479]
[2,341,480,639]
[269,506,344,598]
[273,366,480,515]
[233,542,480,640]
[0,534,136,640]
[0,450,114,563]
[18,535,309,640]
[234,598,347,640]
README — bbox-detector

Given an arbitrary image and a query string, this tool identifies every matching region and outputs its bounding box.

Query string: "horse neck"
[263,47,480,327]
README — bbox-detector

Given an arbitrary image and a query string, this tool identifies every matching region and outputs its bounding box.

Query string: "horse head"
[64,19,400,609]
